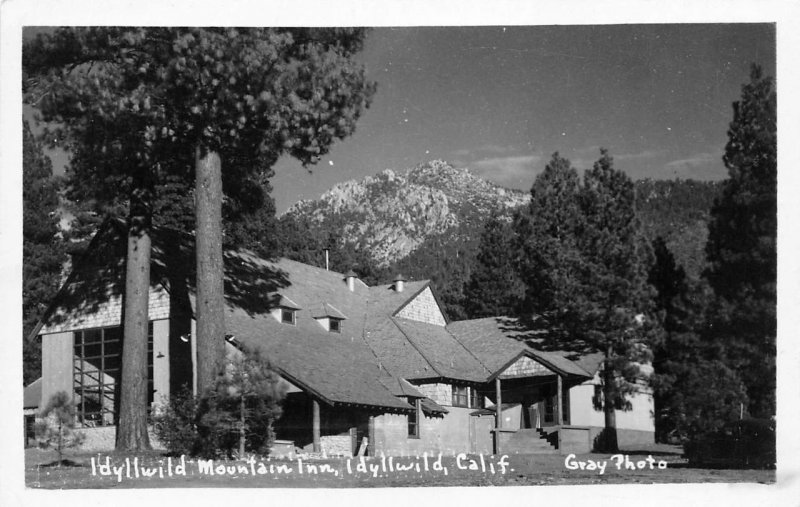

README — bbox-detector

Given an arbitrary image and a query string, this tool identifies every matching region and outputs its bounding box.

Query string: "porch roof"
[447,317,593,379]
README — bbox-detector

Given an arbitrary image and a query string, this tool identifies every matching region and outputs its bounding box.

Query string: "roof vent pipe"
[345,269,358,292]
[393,274,406,293]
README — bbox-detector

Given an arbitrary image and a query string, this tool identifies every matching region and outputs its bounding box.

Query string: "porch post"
[495,376,502,454]
[556,374,563,425]
[312,399,321,452]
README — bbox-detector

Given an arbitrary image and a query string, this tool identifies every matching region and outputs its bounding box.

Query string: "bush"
[151,388,199,456]
[685,418,775,469]
[35,391,85,464]
[152,348,284,458]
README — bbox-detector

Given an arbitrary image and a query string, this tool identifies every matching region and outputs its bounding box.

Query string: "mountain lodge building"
[27,220,654,456]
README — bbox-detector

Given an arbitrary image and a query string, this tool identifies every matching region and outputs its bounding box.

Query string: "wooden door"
[539,386,558,427]
[469,416,493,454]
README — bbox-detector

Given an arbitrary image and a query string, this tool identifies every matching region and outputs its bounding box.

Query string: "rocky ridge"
[283,160,529,265]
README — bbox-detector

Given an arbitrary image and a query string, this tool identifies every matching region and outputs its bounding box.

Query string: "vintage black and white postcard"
[2,0,798,505]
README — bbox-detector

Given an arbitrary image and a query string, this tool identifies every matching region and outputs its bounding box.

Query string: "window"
[452,386,482,408]
[452,386,469,407]
[471,388,483,409]
[407,398,420,438]
[73,323,153,426]
[281,309,296,325]
[329,318,341,333]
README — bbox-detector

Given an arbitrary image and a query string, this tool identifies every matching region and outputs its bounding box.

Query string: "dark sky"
[270,24,775,212]
[27,25,776,213]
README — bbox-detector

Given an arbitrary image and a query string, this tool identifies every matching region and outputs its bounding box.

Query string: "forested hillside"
[277,160,722,319]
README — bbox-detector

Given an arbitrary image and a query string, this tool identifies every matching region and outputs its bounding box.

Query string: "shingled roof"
[446,317,594,379]
[222,253,413,412]
[33,221,599,415]
[392,318,489,382]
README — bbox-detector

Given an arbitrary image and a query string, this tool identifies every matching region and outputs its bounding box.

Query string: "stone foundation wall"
[321,435,352,457]
[73,426,164,452]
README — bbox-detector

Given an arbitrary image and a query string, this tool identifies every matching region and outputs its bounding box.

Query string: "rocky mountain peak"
[283,160,529,265]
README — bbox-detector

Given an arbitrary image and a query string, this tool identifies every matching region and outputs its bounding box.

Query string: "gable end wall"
[396,287,446,326]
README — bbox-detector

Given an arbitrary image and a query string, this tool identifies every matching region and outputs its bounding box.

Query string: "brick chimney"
[393,274,407,293]
[345,270,358,292]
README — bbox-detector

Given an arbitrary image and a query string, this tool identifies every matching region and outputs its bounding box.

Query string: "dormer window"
[281,309,296,325]
[310,302,347,333]
[273,295,302,325]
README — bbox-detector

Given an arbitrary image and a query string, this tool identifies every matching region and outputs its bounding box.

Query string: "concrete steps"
[504,428,558,454]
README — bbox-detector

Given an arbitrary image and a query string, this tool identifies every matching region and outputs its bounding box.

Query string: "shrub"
[685,418,775,469]
[151,388,199,456]
[35,391,85,465]
[152,347,285,458]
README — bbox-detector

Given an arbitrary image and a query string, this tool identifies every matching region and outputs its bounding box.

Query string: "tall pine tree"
[517,151,655,452]
[22,120,65,385]
[704,65,777,418]
[24,28,375,450]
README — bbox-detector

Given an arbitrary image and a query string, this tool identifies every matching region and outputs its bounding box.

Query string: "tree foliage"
[276,212,387,285]
[635,179,721,280]
[704,65,776,418]
[211,347,286,458]
[647,237,748,441]
[25,27,375,449]
[35,391,86,464]
[23,120,65,385]
[515,151,656,452]
[462,214,524,319]
[153,348,285,458]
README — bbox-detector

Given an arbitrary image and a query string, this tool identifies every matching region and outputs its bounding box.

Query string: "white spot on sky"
[667,127,672,131]
[425,150,430,154]
[404,118,409,123]
[328,160,334,166]
[561,132,566,136]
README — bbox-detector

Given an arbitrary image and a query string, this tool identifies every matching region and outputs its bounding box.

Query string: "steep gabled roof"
[222,253,413,411]
[392,317,489,382]
[447,316,593,379]
[361,281,439,379]
[310,302,347,320]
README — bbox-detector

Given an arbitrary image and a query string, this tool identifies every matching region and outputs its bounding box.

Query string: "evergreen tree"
[212,347,285,458]
[22,120,65,385]
[463,214,524,318]
[516,151,655,452]
[24,27,375,450]
[577,150,656,452]
[35,391,86,465]
[704,65,776,418]
[647,237,748,441]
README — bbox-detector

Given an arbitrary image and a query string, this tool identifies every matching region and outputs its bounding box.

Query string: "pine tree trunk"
[195,147,225,393]
[239,394,246,458]
[116,211,153,451]
[57,420,63,465]
[601,352,619,452]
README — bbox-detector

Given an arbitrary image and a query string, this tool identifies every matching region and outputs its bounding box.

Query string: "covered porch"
[475,351,592,454]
